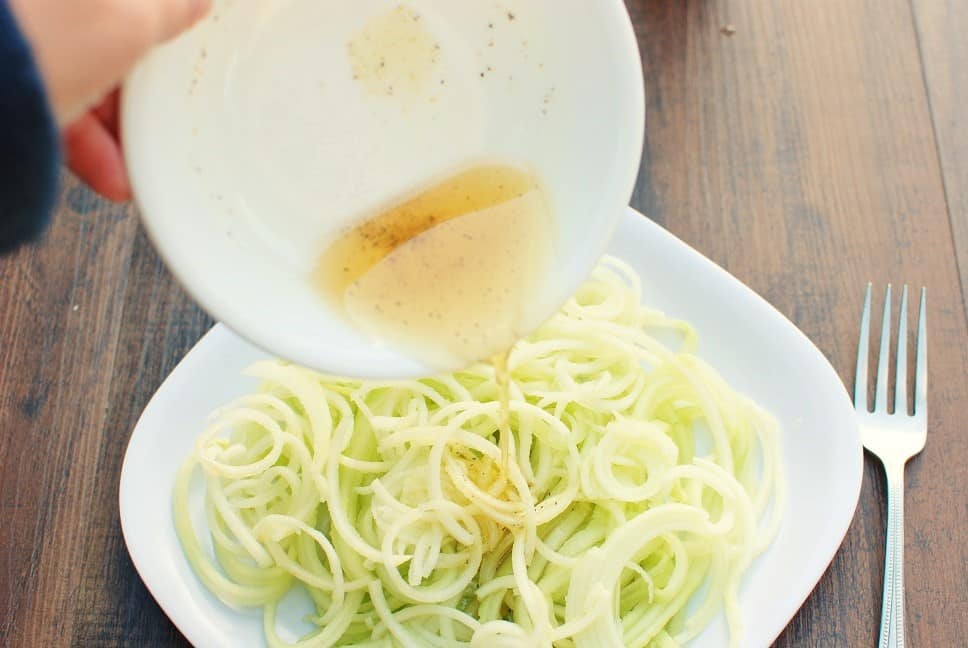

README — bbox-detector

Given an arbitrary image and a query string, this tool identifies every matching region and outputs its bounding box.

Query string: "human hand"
[10,0,212,200]
[59,90,130,201]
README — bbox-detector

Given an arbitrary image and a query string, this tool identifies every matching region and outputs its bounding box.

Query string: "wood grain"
[630,1,968,645]
[1,175,139,646]
[68,222,212,647]
[0,1,966,646]
[911,0,968,322]
[0,174,211,647]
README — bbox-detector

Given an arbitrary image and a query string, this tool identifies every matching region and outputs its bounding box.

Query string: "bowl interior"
[123,0,644,378]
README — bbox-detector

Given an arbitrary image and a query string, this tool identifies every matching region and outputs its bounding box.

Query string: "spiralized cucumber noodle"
[173,257,785,648]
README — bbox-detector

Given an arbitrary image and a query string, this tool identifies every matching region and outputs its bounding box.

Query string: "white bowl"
[122,0,645,378]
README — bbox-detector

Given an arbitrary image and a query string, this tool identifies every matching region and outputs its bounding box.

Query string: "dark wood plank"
[68,224,211,647]
[912,0,968,322]
[0,178,209,648]
[629,0,968,646]
[1,174,139,646]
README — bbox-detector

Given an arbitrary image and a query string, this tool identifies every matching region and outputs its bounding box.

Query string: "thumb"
[154,0,213,43]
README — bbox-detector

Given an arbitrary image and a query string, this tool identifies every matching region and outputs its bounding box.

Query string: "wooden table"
[2,1,966,646]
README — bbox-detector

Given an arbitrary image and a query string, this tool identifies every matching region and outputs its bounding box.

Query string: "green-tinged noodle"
[172,257,785,647]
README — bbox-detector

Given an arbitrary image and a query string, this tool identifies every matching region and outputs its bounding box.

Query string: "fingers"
[93,89,121,136]
[56,0,211,203]
[154,0,213,43]
[10,0,213,123]
[63,111,131,202]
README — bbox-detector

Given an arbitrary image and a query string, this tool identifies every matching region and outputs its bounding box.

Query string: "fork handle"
[879,461,906,648]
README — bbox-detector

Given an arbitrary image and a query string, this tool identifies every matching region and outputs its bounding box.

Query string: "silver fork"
[854,284,927,648]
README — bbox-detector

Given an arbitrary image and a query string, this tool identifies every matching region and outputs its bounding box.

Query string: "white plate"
[120,209,862,647]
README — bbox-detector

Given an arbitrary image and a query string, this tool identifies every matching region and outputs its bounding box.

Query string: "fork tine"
[874,285,892,412]
[854,284,872,411]
[894,286,908,415]
[914,287,928,421]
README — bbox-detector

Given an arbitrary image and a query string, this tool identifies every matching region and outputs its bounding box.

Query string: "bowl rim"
[121,0,646,378]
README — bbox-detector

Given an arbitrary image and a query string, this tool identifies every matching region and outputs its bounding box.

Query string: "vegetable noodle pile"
[173,258,785,648]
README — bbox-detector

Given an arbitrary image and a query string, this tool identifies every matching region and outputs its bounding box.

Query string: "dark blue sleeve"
[0,0,60,254]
